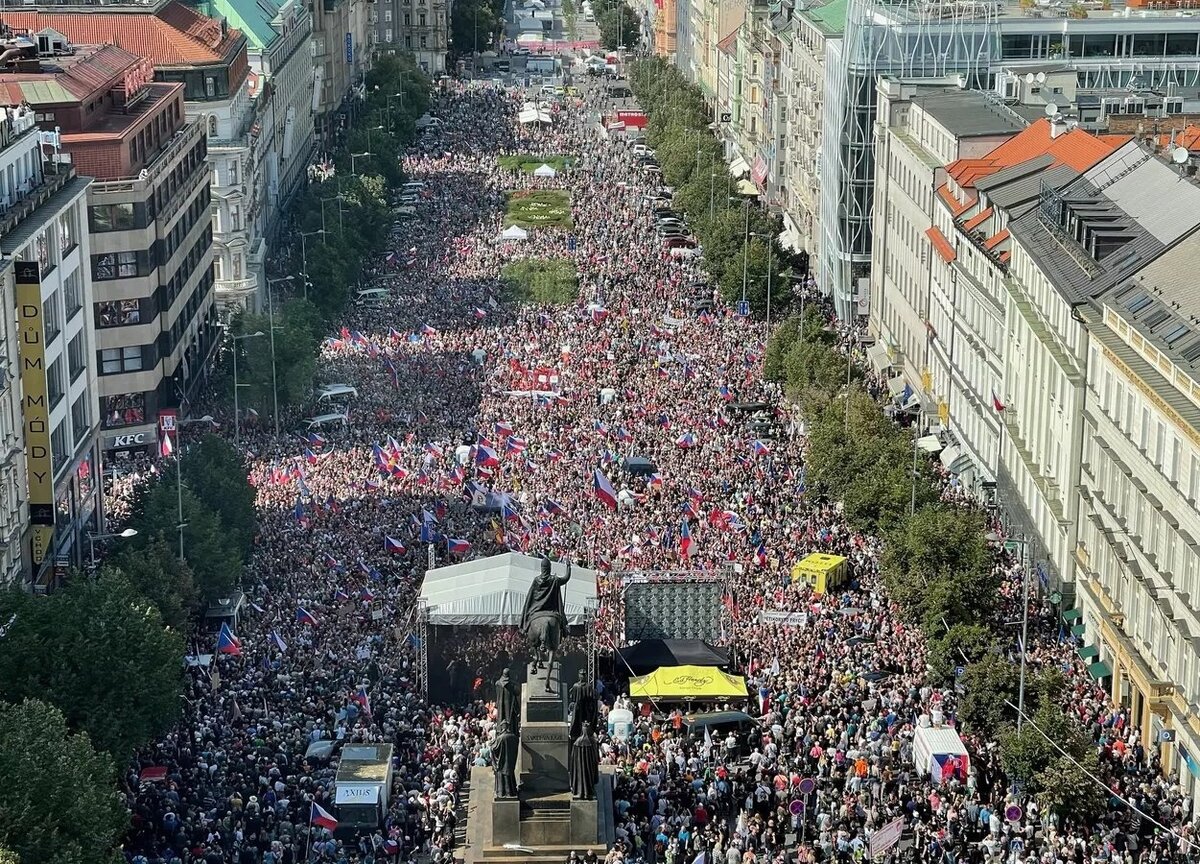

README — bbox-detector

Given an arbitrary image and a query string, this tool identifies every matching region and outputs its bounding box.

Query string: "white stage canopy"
[419,552,598,626]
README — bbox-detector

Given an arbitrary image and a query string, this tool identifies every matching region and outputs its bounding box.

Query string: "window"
[89,202,136,232]
[232,253,243,279]
[100,346,143,374]
[231,204,242,231]
[384,8,392,19]
[58,211,77,253]
[94,251,140,281]
[63,269,83,321]
[404,12,411,24]
[205,75,217,98]
[42,293,62,344]
[420,34,427,48]
[97,299,141,327]
[47,358,64,409]
[102,393,145,428]
[71,393,90,443]
[51,425,68,475]
[419,12,426,25]
[34,230,55,276]
[68,332,85,382]
[228,160,239,186]
[386,28,393,42]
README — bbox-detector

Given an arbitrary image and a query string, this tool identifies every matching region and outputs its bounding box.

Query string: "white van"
[317,384,358,402]
[356,287,391,303]
[305,412,348,430]
[402,181,426,191]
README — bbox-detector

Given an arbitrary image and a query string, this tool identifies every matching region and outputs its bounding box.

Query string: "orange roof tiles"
[1154,125,1200,152]
[947,119,1128,192]
[962,207,994,233]
[925,226,956,264]
[937,184,972,217]
[1,2,243,65]
[984,229,1010,251]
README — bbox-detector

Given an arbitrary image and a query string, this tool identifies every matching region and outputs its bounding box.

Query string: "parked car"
[513,47,531,56]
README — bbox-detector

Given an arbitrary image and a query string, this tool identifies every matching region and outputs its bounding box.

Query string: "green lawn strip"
[504,189,573,229]
[498,154,577,173]
[500,258,579,304]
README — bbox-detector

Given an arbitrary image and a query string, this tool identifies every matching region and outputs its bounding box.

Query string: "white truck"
[334,743,394,832]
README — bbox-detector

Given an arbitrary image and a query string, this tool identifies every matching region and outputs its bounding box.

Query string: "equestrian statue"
[519,555,571,690]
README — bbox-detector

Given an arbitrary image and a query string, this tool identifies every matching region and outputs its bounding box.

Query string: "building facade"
[370,0,447,75]
[0,102,99,585]
[0,43,219,463]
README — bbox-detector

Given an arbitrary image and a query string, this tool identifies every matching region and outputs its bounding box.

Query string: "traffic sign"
[789,799,804,815]
[1005,805,1023,823]
[798,777,816,796]
[954,665,966,678]
[736,300,750,317]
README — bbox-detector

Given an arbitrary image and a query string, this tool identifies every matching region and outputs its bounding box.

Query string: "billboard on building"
[14,261,54,564]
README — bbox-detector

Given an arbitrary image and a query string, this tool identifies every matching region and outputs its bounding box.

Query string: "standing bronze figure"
[495,667,519,734]
[519,555,571,689]
[492,720,519,799]
[567,669,597,740]
[568,721,599,800]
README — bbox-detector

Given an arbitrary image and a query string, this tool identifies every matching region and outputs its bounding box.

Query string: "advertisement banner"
[15,261,54,564]
[615,110,647,129]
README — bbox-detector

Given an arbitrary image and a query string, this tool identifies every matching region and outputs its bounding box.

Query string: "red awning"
[925,226,956,263]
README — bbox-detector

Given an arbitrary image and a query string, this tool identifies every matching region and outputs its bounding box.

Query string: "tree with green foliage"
[0,699,128,864]
[127,478,242,605]
[233,299,320,417]
[0,572,183,758]
[594,0,640,49]
[105,538,196,631]
[957,652,1021,737]
[1000,699,1105,822]
[181,433,257,559]
[501,259,579,304]
[450,0,500,54]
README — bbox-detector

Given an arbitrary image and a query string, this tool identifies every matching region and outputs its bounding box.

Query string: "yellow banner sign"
[15,261,54,563]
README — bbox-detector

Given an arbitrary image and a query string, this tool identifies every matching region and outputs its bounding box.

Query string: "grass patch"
[498,154,576,173]
[505,189,573,230]
[501,259,579,304]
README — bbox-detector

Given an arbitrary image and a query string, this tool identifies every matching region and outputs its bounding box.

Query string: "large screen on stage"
[624,582,723,642]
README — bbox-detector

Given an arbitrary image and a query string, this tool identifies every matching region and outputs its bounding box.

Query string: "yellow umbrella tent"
[790,552,849,594]
[628,665,748,701]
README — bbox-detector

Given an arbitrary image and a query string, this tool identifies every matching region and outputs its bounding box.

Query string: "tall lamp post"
[87,527,137,567]
[350,151,373,175]
[366,124,384,155]
[728,195,753,306]
[173,415,217,561]
[266,275,294,438]
[232,330,265,445]
[320,195,345,235]
[300,229,326,295]
[749,231,774,328]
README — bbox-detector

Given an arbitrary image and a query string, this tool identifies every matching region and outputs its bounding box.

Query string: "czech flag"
[648,473,664,490]
[311,802,338,831]
[296,607,319,626]
[473,307,488,320]
[679,520,693,559]
[420,323,438,336]
[590,306,609,324]
[269,630,287,652]
[718,383,732,401]
[544,498,567,516]
[385,536,406,554]
[383,839,400,855]
[475,445,500,468]
[216,622,241,655]
[751,439,771,456]
[754,543,768,567]
[494,421,514,438]
[593,469,618,511]
[991,390,1006,412]
[506,436,528,455]
[334,588,350,602]
[676,432,697,449]
[424,442,444,458]
[447,537,472,555]
[502,502,523,524]
[351,683,372,716]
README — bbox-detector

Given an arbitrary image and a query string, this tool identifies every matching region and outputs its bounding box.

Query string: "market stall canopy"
[629,665,748,701]
[518,108,553,125]
[533,163,558,177]
[419,552,598,626]
[500,225,528,241]
[618,638,730,674]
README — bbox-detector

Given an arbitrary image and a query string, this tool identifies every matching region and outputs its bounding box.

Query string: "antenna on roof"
[1044,102,1059,117]
[1173,146,1190,165]
[1025,73,1035,85]
[1036,72,1047,84]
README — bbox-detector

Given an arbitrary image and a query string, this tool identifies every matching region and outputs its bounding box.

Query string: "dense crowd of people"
[116,70,1200,864]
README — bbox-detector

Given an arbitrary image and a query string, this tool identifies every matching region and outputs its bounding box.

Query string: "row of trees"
[0,435,257,862]
[450,0,503,56]
[231,54,432,412]
[767,315,1104,821]
[592,0,641,50]
[627,58,792,316]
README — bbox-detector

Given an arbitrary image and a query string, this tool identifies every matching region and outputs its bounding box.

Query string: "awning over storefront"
[1077,644,1099,660]
[1087,661,1113,680]
[886,376,908,398]
[1062,607,1083,622]
[939,444,972,474]
[867,344,892,374]
[729,156,750,178]
[916,435,943,453]
[736,179,758,196]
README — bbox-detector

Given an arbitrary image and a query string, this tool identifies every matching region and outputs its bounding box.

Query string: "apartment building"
[653,0,678,58]
[1074,227,1200,804]
[208,0,316,243]
[0,251,26,586]
[4,2,264,313]
[0,99,98,583]
[371,0,447,75]
[0,43,218,463]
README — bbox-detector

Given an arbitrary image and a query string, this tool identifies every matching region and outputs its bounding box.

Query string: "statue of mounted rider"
[519,555,571,691]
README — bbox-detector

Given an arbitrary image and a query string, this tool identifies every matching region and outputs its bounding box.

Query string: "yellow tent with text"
[628,665,748,701]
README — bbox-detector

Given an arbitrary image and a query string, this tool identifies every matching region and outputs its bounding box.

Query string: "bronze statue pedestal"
[518,662,569,793]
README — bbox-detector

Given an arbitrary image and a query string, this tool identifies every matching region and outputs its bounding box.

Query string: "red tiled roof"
[925,226,956,264]
[2,2,242,65]
[947,119,1127,192]
[984,228,1010,251]
[998,251,1011,264]
[937,183,972,217]
[962,207,993,233]
[1154,125,1200,152]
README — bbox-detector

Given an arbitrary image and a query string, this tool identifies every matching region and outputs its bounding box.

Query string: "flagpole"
[306,810,313,862]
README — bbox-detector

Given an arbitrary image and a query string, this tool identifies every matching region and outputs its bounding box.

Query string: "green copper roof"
[802,0,848,36]
[207,0,281,50]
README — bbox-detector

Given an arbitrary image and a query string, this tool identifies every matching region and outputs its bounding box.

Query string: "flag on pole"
[160,431,174,458]
[310,802,338,831]
[593,469,618,510]
[991,389,1006,412]
[679,520,693,559]
[296,607,319,626]
[216,622,241,655]
[384,536,406,554]
[269,630,287,652]
[447,537,472,555]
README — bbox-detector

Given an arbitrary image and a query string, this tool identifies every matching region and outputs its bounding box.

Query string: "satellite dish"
[1044,102,1059,116]
[1036,71,1047,84]
[1173,146,1190,165]
[1025,73,1035,84]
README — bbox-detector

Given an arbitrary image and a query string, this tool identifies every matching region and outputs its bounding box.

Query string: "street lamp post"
[320,196,345,235]
[750,231,774,328]
[300,229,326,298]
[739,198,751,304]
[366,124,384,155]
[350,151,372,175]
[266,276,294,438]
[232,331,265,445]
[987,531,1033,730]
[87,528,137,567]
[174,415,216,562]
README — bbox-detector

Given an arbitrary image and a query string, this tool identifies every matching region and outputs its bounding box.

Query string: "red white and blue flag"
[385,536,406,554]
[676,432,697,449]
[751,439,772,456]
[593,469,618,511]
[447,537,472,555]
[679,520,694,559]
[216,622,241,655]
[475,445,500,468]
[296,607,319,626]
[269,630,287,652]
[311,802,338,831]
[351,683,372,716]
[754,543,768,567]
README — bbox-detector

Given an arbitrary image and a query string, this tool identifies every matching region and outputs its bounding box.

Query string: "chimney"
[1050,113,1067,138]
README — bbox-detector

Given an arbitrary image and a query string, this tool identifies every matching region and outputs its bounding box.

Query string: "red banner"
[157,409,178,459]
[616,110,647,129]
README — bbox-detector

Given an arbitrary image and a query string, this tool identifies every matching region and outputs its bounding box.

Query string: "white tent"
[419,552,599,626]
[518,108,553,125]
[500,225,528,241]
[533,163,558,178]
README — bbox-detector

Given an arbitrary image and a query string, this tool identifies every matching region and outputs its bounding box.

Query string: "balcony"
[91,120,202,196]
[0,163,73,242]
[215,275,259,313]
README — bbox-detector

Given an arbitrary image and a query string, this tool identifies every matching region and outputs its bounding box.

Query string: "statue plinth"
[519,662,569,792]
